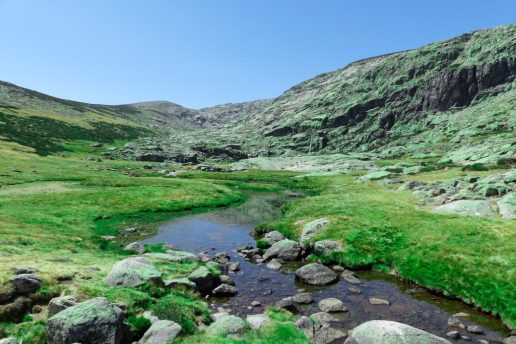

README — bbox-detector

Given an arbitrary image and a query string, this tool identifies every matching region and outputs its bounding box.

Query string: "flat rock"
[46,297,124,344]
[246,314,271,331]
[263,239,301,261]
[318,298,348,312]
[345,320,451,344]
[369,298,390,305]
[105,257,162,287]
[138,320,182,344]
[295,263,338,286]
[145,250,198,263]
[434,200,495,217]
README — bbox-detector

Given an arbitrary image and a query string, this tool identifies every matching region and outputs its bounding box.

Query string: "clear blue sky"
[0,0,514,108]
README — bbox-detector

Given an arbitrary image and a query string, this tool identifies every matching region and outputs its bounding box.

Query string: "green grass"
[264,173,516,327]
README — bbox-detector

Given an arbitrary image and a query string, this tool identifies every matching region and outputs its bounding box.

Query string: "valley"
[0,23,514,344]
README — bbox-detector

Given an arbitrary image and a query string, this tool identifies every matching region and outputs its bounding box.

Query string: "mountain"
[0,24,514,164]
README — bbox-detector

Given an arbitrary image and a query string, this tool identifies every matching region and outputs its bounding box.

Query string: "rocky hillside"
[227,24,515,165]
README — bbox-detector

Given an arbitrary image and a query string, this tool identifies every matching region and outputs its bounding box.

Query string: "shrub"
[256,239,271,249]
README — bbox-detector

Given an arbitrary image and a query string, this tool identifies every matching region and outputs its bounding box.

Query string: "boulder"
[145,251,198,263]
[46,297,124,344]
[124,242,145,254]
[314,240,343,255]
[212,284,238,296]
[0,338,19,344]
[263,239,301,261]
[293,292,313,304]
[48,295,78,315]
[187,266,220,294]
[246,314,271,331]
[9,274,41,295]
[105,257,162,287]
[295,263,338,286]
[206,314,246,336]
[345,320,451,344]
[300,218,329,244]
[498,192,516,219]
[262,231,285,245]
[318,298,348,312]
[266,259,283,270]
[138,320,182,344]
[434,200,495,217]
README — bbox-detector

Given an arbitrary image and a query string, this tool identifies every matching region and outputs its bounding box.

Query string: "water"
[142,192,509,343]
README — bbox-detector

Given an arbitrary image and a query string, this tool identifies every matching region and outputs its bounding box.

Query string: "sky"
[0,1,515,109]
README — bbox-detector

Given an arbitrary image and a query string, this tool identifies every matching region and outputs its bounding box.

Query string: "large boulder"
[105,257,162,287]
[206,314,246,336]
[263,239,301,261]
[295,263,338,286]
[345,320,451,344]
[9,274,41,295]
[138,320,182,344]
[300,218,329,244]
[434,200,495,217]
[145,250,198,263]
[46,297,124,344]
[498,192,516,219]
[187,266,220,294]
[48,295,78,315]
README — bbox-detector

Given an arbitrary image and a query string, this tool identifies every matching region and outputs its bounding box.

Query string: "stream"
[141,192,509,343]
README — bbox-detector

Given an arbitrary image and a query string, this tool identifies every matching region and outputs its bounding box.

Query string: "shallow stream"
[142,192,509,343]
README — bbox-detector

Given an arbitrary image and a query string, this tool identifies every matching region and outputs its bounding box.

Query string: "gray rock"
[124,242,145,254]
[105,257,162,287]
[341,270,361,284]
[219,275,235,285]
[206,314,246,336]
[359,171,392,181]
[266,259,283,270]
[164,278,196,290]
[345,320,451,344]
[227,262,240,272]
[466,325,484,334]
[300,218,329,244]
[447,317,465,329]
[293,292,313,304]
[314,325,347,344]
[145,250,198,263]
[138,320,182,344]
[318,298,348,312]
[212,284,238,296]
[310,312,339,326]
[46,297,124,344]
[295,263,338,286]
[188,266,220,294]
[434,200,495,217]
[498,192,516,219]
[246,314,271,330]
[214,252,230,264]
[348,287,362,294]
[275,297,298,313]
[263,239,301,261]
[504,336,516,344]
[10,274,41,295]
[369,298,390,305]
[296,316,314,338]
[48,295,78,315]
[313,240,343,255]
[263,231,285,245]
[446,331,461,339]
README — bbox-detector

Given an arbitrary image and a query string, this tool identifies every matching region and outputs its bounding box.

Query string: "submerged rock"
[105,257,162,287]
[46,297,124,344]
[295,263,338,286]
[345,320,451,344]
[263,239,301,261]
[138,320,182,344]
